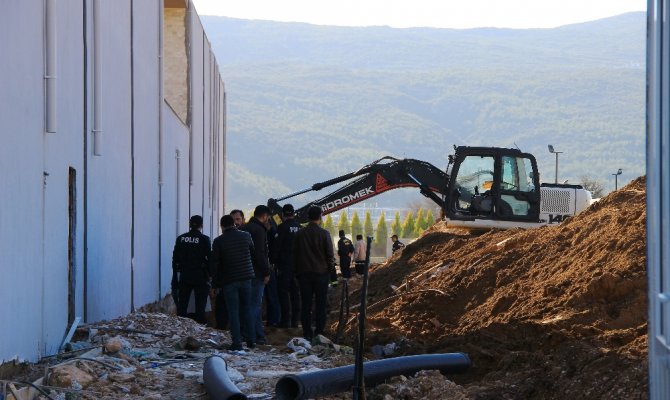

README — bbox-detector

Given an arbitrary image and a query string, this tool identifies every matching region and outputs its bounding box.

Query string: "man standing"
[241,205,272,345]
[273,204,301,328]
[391,234,405,253]
[265,220,281,327]
[294,205,335,340]
[337,230,355,279]
[230,209,245,228]
[172,215,211,324]
[353,234,367,264]
[210,215,256,350]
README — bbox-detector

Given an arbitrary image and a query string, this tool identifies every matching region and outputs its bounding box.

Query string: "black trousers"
[177,281,209,324]
[278,270,301,327]
[215,291,228,329]
[298,272,329,339]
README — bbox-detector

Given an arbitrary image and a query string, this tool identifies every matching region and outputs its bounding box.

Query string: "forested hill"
[201,12,645,209]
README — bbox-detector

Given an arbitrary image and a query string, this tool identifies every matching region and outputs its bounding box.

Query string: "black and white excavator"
[267,146,592,230]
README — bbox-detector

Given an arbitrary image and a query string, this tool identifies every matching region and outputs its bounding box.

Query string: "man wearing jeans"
[210,215,256,350]
[240,205,272,345]
[293,205,335,341]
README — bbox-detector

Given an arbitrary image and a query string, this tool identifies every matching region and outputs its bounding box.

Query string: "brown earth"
[338,177,648,399]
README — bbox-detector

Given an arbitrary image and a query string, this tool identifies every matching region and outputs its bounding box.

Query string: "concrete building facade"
[0,0,226,362]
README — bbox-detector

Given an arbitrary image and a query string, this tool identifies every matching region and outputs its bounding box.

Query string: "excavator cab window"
[498,156,537,218]
[453,155,495,214]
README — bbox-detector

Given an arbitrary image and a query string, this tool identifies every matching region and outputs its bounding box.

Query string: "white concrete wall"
[0,0,226,363]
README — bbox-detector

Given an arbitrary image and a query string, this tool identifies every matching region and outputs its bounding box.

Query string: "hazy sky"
[191,0,646,29]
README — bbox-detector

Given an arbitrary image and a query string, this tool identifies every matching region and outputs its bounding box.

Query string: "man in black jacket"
[210,215,257,350]
[337,230,355,279]
[293,205,335,340]
[391,234,405,253]
[240,205,272,344]
[172,215,211,324]
[273,204,302,328]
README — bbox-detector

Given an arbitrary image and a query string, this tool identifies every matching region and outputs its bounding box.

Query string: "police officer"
[337,230,354,279]
[172,215,211,324]
[273,204,302,328]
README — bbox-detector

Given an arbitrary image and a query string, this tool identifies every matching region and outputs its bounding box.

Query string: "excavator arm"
[268,157,448,225]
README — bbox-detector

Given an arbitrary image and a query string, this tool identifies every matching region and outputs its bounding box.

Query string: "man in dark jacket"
[210,215,257,350]
[391,234,405,253]
[240,205,272,344]
[337,230,355,279]
[293,205,335,340]
[172,215,211,324]
[272,204,301,328]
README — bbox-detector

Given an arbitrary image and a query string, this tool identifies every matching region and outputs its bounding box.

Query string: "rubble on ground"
[1,312,355,399]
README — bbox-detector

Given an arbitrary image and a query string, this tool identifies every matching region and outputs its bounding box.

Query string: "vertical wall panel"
[0,0,46,363]
[189,9,204,220]
[86,0,133,321]
[132,0,161,308]
[41,0,86,355]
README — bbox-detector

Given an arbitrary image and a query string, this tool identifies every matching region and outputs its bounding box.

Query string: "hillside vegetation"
[201,13,645,209]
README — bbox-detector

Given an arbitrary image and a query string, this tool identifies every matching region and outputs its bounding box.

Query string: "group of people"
[171,205,407,349]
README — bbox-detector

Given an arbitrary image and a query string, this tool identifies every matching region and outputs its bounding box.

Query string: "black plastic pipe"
[203,355,247,400]
[275,353,471,400]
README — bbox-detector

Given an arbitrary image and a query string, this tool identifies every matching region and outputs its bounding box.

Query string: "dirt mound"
[352,177,648,399]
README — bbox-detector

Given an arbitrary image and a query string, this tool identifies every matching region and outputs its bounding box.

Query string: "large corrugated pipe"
[203,355,247,400]
[275,353,471,400]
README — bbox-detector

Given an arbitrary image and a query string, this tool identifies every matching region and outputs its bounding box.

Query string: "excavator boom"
[268,157,448,225]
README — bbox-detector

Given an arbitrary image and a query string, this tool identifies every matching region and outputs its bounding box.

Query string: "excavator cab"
[446,147,541,226]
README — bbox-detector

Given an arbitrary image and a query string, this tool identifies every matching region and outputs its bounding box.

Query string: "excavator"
[267,146,592,230]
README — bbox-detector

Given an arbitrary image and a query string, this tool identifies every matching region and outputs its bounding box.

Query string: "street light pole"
[612,168,623,191]
[548,145,563,184]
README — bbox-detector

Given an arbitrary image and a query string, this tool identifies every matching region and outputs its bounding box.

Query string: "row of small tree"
[322,209,436,253]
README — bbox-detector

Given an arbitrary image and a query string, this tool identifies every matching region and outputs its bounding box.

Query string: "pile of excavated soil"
[344,177,648,399]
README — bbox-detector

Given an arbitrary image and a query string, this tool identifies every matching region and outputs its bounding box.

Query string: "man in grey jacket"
[293,205,335,340]
[210,215,257,350]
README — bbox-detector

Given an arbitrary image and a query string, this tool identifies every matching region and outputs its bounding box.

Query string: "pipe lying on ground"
[203,355,247,400]
[275,353,471,400]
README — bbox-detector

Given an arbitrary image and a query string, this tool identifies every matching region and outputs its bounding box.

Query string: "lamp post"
[548,145,563,184]
[612,168,623,191]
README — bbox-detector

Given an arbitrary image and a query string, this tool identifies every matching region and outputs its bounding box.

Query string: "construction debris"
[1,312,355,399]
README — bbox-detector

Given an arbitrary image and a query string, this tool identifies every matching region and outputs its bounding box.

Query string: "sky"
[191,0,646,29]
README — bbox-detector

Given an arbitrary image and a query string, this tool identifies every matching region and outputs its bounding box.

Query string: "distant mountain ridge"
[201,13,646,209]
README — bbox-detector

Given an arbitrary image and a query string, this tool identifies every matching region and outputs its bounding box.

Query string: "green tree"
[373,212,388,255]
[424,209,436,230]
[337,211,350,235]
[414,208,426,236]
[363,211,374,238]
[323,214,336,238]
[402,211,416,238]
[391,211,402,237]
[350,211,362,238]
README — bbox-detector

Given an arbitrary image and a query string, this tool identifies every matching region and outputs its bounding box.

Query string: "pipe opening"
[275,376,302,400]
